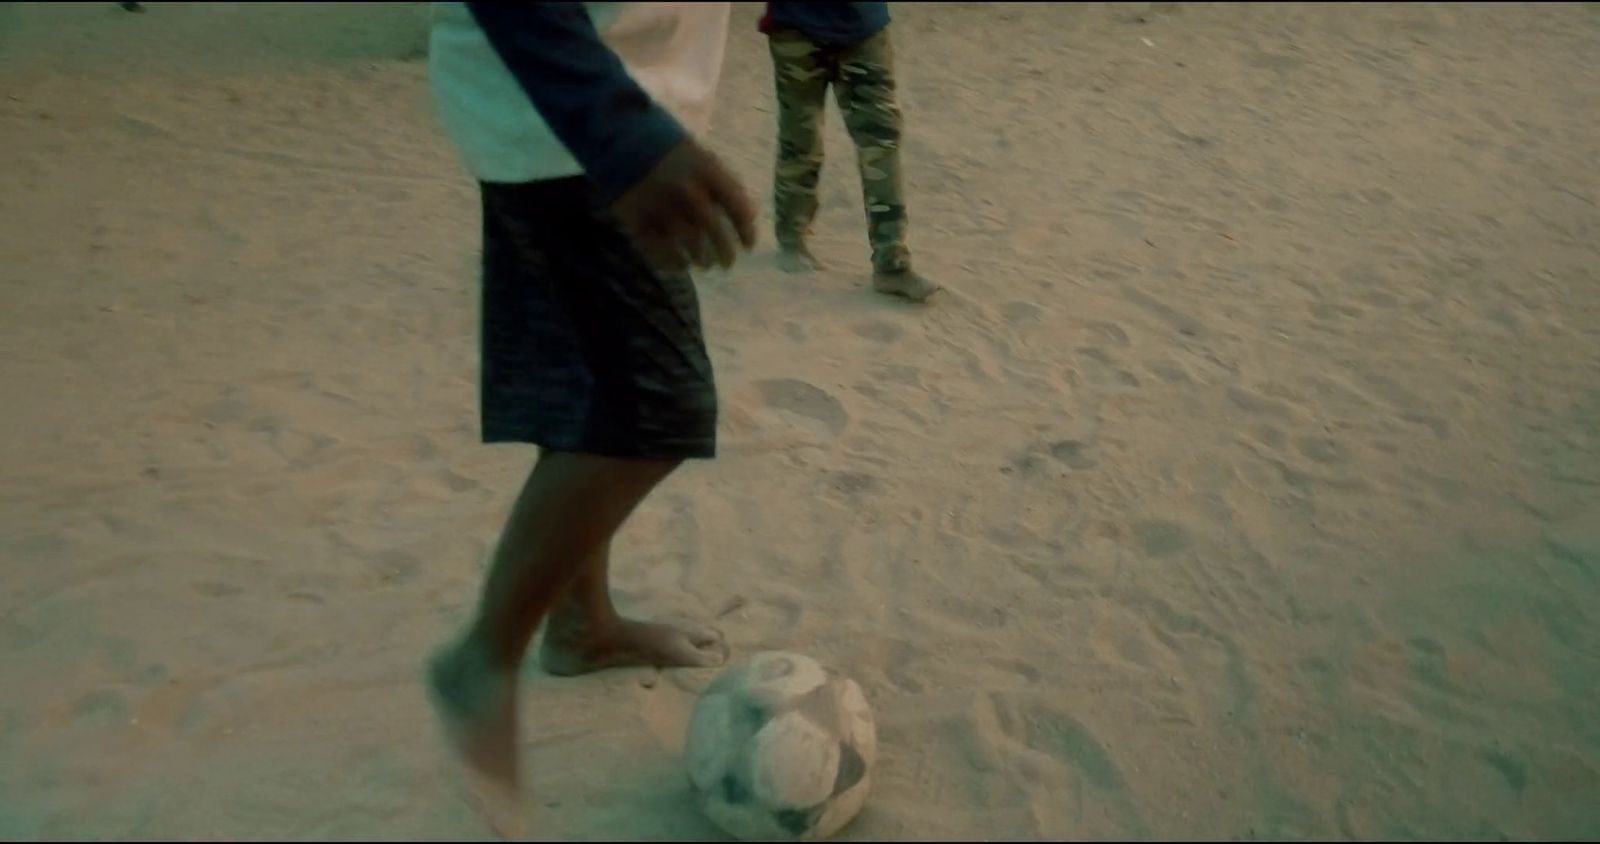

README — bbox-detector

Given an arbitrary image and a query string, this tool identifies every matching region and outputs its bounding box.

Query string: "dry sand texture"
[2,1,1599,839]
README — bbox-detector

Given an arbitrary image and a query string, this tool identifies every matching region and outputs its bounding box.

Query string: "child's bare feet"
[539,615,729,676]
[427,639,525,837]
[873,268,940,303]
[776,244,822,273]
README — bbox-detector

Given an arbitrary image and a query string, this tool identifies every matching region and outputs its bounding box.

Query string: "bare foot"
[873,269,940,303]
[776,245,822,274]
[539,616,729,677]
[426,639,526,837]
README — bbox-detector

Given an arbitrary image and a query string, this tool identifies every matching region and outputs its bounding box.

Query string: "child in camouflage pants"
[761,2,938,302]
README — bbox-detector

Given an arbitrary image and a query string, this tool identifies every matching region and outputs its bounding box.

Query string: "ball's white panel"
[687,653,878,841]
[684,691,739,792]
[833,676,878,766]
[742,652,829,706]
[748,711,840,810]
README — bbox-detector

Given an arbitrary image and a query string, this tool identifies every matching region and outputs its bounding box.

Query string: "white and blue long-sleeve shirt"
[428,2,730,200]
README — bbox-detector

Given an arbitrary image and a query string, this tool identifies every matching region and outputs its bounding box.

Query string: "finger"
[678,185,731,271]
[687,237,715,272]
[670,216,716,271]
[627,208,689,273]
[706,162,758,251]
[691,189,739,271]
[709,208,739,271]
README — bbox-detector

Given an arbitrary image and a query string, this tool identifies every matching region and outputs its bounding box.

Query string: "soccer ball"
[685,651,877,841]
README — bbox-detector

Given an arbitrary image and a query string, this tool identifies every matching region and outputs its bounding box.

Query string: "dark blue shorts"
[477,178,718,460]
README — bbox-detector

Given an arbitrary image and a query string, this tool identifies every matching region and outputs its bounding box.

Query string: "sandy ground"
[2,1,1599,839]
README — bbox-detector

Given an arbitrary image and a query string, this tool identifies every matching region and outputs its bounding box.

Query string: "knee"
[846,107,902,149]
[776,135,823,165]
[776,113,824,153]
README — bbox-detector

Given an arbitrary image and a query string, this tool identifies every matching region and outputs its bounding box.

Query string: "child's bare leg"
[540,538,727,675]
[427,451,681,797]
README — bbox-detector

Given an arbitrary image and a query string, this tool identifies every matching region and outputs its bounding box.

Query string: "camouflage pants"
[769,28,910,274]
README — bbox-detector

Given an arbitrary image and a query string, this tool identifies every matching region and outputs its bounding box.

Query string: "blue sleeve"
[466,2,686,203]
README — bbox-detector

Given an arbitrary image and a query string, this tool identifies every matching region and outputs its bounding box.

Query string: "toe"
[679,623,729,666]
[687,622,724,648]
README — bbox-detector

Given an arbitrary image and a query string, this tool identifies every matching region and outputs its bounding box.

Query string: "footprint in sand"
[1048,439,1098,469]
[1226,385,1294,420]
[988,693,1150,836]
[830,471,879,496]
[126,673,215,733]
[1295,436,1351,466]
[1147,359,1190,384]
[1401,413,1451,440]
[756,378,850,438]
[1406,636,1449,690]
[860,636,926,694]
[716,591,805,642]
[1001,301,1042,324]
[1086,321,1132,348]
[409,467,481,499]
[1076,347,1142,390]
[191,580,246,599]
[1309,301,1366,322]
[1005,452,1047,476]
[1481,749,1529,796]
[71,688,131,726]
[1133,519,1192,559]
[270,428,335,465]
[371,548,425,586]
[1121,285,1206,339]
[853,320,903,343]
[875,364,922,387]
[1249,425,1287,450]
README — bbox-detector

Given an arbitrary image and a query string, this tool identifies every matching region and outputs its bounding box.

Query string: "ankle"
[545,599,622,643]
[455,626,525,674]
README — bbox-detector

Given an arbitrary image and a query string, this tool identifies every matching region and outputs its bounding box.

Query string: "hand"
[611,139,758,273]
